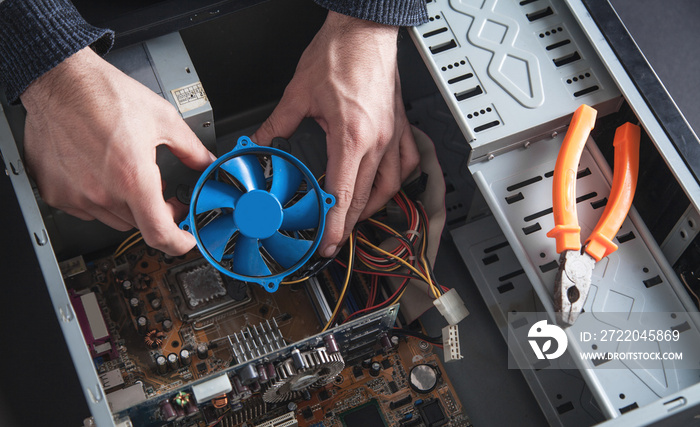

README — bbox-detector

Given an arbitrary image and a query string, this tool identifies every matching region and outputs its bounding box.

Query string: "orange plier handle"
[547,104,640,262]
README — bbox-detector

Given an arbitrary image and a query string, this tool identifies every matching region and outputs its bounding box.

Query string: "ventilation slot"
[482,254,499,265]
[556,402,574,414]
[539,260,559,273]
[499,269,525,282]
[553,51,581,67]
[484,241,509,253]
[497,282,515,294]
[527,7,554,22]
[448,73,474,84]
[455,85,483,101]
[591,198,608,209]
[546,39,571,51]
[672,322,691,333]
[643,275,663,288]
[506,193,524,204]
[430,39,458,55]
[524,207,553,222]
[423,27,448,38]
[523,223,542,235]
[474,121,500,132]
[507,175,542,191]
[574,86,600,97]
[617,231,636,244]
[519,0,538,5]
[619,403,639,414]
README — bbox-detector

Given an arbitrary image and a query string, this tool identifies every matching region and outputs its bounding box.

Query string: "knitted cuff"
[0,0,114,104]
[313,0,429,26]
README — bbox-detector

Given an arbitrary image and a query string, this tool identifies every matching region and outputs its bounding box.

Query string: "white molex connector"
[433,288,469,325]
[442,324,463,363]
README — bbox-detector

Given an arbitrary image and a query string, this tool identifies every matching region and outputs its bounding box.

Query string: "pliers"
[547,104,640,326]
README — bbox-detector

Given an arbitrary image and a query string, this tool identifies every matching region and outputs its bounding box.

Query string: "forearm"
[0,0,113,104]
[313,0,428,26]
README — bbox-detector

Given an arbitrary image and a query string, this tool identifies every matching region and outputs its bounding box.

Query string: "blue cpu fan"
[180,136,335,292]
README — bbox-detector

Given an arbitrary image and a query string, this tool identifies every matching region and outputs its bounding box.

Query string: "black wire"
[392,328,442,345]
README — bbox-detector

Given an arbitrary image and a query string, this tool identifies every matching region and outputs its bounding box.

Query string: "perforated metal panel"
[464,130,700,420]
[410,0,621,163]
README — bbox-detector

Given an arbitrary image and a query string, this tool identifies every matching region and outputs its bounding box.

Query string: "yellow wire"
[422,257,439,299]
[357,237,443,299]
[113,230,142,256]
[114,236,144,258]
[322,233,354,332]
[281,276,309,285]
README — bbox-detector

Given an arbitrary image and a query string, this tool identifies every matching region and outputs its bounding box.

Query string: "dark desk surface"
[1,2,698,426]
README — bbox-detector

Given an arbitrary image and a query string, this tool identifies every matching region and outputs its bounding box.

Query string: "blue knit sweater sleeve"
[0,0,114,105]
[314,0,428,26]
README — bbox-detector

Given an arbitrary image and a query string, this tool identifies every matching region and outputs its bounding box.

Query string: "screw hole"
[619,393,626,399]
[185,67,191,73]
[643,267,649,273]
[671,313,677,319]
[183,224,190,231]
[540,252,546,258]
[325,197,333,204]
[592,344,598,350]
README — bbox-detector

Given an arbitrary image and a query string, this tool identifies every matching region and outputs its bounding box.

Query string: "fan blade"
[195,180,243,214]
[220,155,266,191]
[280,190,320,231]
[233,236,271,277]
[270,156,302,205]
[198,214,237,262]
[261,232,313,269]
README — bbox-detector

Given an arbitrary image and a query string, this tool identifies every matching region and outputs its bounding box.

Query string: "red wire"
[343,277,410,323]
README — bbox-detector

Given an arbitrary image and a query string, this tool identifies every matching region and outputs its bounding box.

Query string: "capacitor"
[184,399,199,416]
[163,254,174,264]
[196,343,209,360]
[409,364,438,394]
[249,381,261,393]
[265,362,277,381]
[287,402,298,412]
[361,359,372,369]
[380,333,393,351]
[179,349,191,366]
[129,298,142,316]
[232,376,251,401]
[324,334,339,353]
[167,353,180,370]
[160,400,177,421]
[156,355,168,374]
[239,364,259,386]
[302,390,312,401]
[175,405,186,421]
[122,280,133,298]
[136,316,149,335]
[291,348,306,370]
[150,298,162,310]
[162,319,173,332]
[370,361,382,377]
[256,364,268,384]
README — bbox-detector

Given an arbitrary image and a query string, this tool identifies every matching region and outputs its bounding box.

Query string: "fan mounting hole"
[268,283,274,288]
[182,224,190,231]
[325,197,332,204]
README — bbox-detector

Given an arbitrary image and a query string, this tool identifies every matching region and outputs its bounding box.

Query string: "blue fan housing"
[180,136,335,292]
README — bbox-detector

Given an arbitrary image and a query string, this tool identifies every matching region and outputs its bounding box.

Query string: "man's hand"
[21,47,215,255]
[253,11,420,257]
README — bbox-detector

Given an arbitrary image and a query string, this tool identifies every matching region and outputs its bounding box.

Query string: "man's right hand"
[20,47,215,255]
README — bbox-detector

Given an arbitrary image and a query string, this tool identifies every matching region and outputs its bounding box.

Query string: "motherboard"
[62,239,470,427]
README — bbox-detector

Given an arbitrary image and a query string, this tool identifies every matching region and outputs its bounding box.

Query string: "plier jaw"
[554,250,596,326]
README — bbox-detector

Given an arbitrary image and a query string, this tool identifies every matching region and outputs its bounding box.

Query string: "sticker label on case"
[171,82,208,114]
